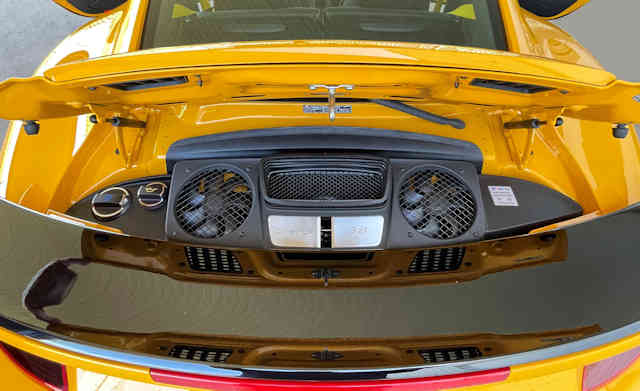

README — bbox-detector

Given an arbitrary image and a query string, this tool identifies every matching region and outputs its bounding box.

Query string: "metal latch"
[309,84,354,121]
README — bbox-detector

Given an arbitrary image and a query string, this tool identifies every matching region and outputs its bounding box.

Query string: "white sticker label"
[488,186,519,207]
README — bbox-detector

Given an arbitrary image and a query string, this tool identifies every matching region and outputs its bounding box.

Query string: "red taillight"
[582,346,640,391]
[0,343,68,391]
[151,367,510,391]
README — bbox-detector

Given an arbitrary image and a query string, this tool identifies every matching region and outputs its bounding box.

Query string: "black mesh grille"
[419,347,482,364]
[409,247,465,273]
[185,247,242,273]
[264,157,387,201]
[174,167,252,239]
[169,345,232,363]
[399,167,477,240]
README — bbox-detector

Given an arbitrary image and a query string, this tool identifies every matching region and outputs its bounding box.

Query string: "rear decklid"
[0,42,639,124]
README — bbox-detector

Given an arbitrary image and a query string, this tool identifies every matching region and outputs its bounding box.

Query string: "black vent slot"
[409,247,465,273]
[263,157,388,203]
[470,78,554,94]
[419,347,482,364]
[185,247,243,273]
[105,76,188,91]
[279,252,373,262]
[169,345,232,363]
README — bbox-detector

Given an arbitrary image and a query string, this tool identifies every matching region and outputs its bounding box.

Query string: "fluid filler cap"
[91,187,130,220]
[137,182,168,210]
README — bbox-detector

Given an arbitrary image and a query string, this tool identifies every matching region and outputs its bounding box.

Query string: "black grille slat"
[174,168,252,239]
[419,347,482,364]
[264,157,387,202]
[400,168,477,240]
[409,247,465,273]
[470,78,554,94]
[185,247,243,273]
[106,76,188,91]
[169,345,233,363]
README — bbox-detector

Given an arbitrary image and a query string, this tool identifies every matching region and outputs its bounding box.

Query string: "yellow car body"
[2,0,640,390]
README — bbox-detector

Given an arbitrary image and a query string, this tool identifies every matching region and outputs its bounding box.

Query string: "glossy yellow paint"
[2,321,640,390]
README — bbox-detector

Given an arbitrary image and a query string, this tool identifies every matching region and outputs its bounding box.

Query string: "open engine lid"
[0,42,639,124]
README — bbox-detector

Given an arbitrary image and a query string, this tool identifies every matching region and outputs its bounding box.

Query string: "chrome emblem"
[309,84,354,121]
[634,95,640,103]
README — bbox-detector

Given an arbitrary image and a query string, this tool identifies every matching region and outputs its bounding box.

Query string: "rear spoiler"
[0,43,639,124]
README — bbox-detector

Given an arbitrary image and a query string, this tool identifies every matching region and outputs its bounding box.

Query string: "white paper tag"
[488,186,519,206]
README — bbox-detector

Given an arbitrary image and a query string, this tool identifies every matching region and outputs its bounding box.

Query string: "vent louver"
[169,345,232,363]
[419,347,482,364]
[409,247,465,273]
[185,247,243,273]
[471,78,554,94]
[399,167,477,240]
[105,76,188,91]
[174,167,252,239]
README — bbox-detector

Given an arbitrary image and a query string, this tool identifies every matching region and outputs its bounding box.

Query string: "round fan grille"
[399,168,477,240]
[174,167,252,239]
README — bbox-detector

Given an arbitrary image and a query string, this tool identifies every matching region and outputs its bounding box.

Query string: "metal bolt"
[408,232,414,238]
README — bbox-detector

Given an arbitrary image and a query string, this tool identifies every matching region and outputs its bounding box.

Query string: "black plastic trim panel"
[165,127,484,173]
[480,176,583,238]
[66,176,170,241]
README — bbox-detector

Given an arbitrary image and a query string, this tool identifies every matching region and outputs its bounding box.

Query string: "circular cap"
[137,182,168,210]
[91,187,130,221]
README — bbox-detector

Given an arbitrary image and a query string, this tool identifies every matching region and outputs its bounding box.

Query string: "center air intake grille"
[169,345,232,363]
[185,247,242,273]
[419,347,482,364]
[400,167,477,240]
[264,157,387,202]
[174,167,252,239]
[409,247,465,273]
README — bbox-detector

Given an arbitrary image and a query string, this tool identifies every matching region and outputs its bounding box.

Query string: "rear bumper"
[2,315,640,390]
